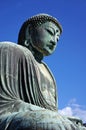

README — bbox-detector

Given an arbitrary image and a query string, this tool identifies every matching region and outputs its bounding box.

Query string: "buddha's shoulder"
[0,41,33,57]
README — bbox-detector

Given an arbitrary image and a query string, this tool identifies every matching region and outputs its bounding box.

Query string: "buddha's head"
[18,13,62,56]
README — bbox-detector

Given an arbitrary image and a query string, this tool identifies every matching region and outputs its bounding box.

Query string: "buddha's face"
[30,21,61,56]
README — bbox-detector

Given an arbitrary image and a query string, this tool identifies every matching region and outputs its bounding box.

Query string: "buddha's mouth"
[47,44,54,50]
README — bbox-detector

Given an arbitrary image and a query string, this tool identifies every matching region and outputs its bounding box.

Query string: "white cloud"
[58,98,86,123]
[58,107,73,116]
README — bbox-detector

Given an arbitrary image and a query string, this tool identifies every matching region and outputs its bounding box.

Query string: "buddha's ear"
[24,40,29,47]
[24,25,32,47]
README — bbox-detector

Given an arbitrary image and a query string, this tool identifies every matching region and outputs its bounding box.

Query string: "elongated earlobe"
[24,40,30,47]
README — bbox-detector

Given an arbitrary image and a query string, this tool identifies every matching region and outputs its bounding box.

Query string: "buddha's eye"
[45,28,54,35]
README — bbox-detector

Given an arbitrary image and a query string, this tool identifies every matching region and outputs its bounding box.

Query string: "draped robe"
[0,42,58,129]
[0,41,57,112]
[0,42,85,130]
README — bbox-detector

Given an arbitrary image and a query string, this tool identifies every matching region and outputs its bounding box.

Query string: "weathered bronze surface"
[0,14,85,130]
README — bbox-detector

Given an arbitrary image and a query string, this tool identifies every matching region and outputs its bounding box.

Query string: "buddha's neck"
[29,44,44,63]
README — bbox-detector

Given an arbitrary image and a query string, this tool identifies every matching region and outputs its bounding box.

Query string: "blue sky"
[0,0,86,122]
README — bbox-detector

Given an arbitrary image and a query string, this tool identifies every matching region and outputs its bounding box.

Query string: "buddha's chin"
[43,49,54,56]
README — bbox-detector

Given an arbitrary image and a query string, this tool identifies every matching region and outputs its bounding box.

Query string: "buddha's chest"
[37,63,56,107]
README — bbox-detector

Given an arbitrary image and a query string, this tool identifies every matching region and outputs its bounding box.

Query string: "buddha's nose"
[50,37,57,45]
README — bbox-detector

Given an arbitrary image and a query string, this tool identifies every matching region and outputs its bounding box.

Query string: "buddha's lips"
[47,44,55,50]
